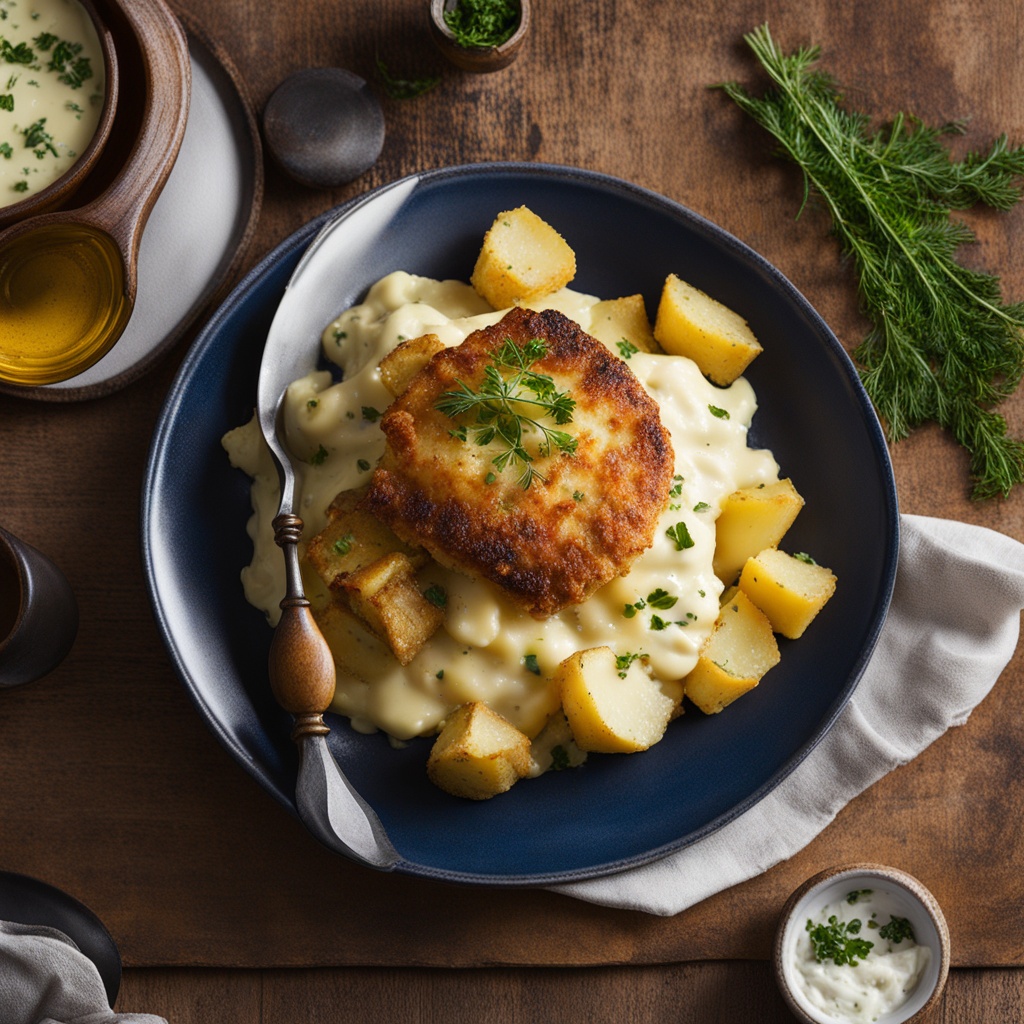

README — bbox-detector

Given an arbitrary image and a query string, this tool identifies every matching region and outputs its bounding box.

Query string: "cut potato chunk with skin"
[470,206,576,308]
[588,294,659,354]
[340,552,444,666]
[304,487,427,593]
[739,548,837,639]
[379,333,445,397]
[712,478,805,584]
[556,646,676,754]
[684,591,780,714]
[653,274,762,385]
[427,701,533,800]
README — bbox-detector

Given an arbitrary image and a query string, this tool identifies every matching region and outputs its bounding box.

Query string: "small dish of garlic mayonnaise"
[774,865,949,1024]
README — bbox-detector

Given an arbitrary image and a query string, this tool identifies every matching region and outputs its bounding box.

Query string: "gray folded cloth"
[0,921,165,1024]
[551,514,1024,914]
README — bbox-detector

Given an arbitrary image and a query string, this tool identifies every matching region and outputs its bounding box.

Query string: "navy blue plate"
[143,163,898,885]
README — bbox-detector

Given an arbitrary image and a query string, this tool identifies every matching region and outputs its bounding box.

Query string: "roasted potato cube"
[470,206,576,308]
[712,478,804,584]
[340,552,444,665]
[588,294,659,354]
[653,274,762,384]
[312,598,393,685]
[684,591,780,714]
[739,548,837,639]
[379,333,445,397]
[556,646,676,754]
[304,487,426,591]
[427,701,532,800]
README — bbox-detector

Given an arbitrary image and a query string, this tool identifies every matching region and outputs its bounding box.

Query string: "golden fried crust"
[361,307,674,618]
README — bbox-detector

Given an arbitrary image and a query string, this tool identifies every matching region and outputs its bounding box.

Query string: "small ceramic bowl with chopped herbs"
[773,864,950,1024]
[429,0,530,73]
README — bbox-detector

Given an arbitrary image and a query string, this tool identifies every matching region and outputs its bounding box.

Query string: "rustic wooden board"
[1,0,1022,974]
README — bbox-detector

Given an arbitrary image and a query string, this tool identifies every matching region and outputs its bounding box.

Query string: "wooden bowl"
[429,0,530,72]
[0,0,119,229]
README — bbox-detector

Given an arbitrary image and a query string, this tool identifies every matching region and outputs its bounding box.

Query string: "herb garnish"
[443,0,519,50]
[666,521,694,550]
[436,336,577,489]
[878,916,915,944]
[617,338,639,359]
[721,24,1024,499]
[708,404,730,419]
[0,93,11,111]
[332,533,355,555]
[375,56,440,100]
[550,744,571,771]
[806,915,874,966]
[361,406,381,422]
[523,653,541,675]
[309,444,329,466]
[615,652,643,677]
[424,584,448,609]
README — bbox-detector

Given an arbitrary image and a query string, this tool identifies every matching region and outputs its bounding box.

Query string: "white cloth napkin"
[0,921,165,1024]
[551,514,1024,915]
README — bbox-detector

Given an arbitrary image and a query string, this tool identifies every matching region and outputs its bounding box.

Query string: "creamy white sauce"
[222,271,779,742]
[793,889,931,1022]
[0,0,105,205]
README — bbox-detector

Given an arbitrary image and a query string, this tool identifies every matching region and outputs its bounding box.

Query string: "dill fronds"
[721,24,1024,499]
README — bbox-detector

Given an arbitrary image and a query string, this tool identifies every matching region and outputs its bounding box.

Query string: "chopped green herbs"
[523,653,541,675]
[0,92,11,111]
[693,501,710,512]
[806,915,874,966]
[668,474,684,499]
[615,652,643,677]
[550,744,571,771]
[361,406,381,422]
[357,458,371,472]
[309,444,329,466]
[332,533,355,555]
[443,0,519,49]
[423,584,447,609]
[878,916,915,944]
[793,551,818,564]
[666,521,694,550]
[708,404,730,419]
[616,338,639,359]
[436,336,577,489]
[646,588,678,610]
[846,889,873,904]
[1,39,35,65]
[375,56,440,100]
[572,489,585,502]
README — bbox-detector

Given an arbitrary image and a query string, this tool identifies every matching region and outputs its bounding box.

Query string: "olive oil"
[0,222,130,385]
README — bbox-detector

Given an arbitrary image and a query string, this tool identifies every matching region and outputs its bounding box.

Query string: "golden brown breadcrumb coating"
[361,307,674,618]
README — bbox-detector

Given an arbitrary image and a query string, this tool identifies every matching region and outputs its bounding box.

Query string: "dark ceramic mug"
[0,527,79,688]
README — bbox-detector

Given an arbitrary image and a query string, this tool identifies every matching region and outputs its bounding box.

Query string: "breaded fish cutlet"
[361,307,674,619]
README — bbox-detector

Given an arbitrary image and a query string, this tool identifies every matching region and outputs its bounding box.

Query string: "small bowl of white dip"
[774,864,950,1024]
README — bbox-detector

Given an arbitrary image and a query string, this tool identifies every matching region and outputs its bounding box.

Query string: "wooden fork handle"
[268,513,337,738]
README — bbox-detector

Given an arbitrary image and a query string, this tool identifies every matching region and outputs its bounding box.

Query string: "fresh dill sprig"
[721,24,1024,499]
[375,56,441,100]
[436,336,577,489]
[443,0,519,50]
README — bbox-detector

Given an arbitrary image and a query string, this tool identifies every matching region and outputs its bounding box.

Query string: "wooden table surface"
[2,0,1023,1019]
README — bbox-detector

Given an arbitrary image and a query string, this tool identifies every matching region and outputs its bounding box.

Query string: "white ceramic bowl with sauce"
[774,864,950,1024]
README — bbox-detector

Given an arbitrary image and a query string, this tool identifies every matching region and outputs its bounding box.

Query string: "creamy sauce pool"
[793,889,931,1022]
[0,0,105,205]
[223,272,779,741]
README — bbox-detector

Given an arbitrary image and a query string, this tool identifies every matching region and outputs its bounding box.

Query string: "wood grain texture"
[1,0,1023,989]
[115,965,1024,1023]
